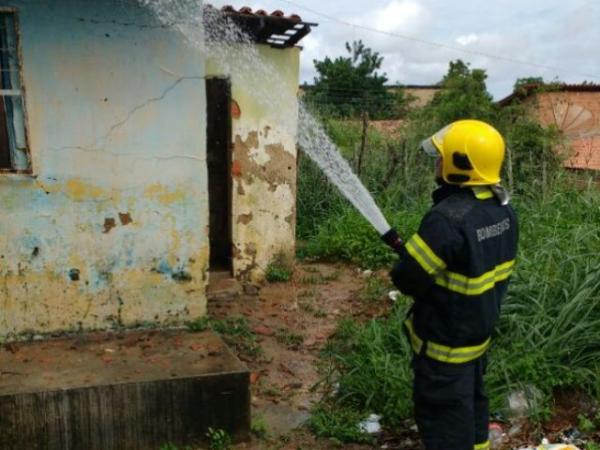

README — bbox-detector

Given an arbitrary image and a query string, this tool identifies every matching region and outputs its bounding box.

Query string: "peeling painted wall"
[0,0,209,339]
[207,45,300,282]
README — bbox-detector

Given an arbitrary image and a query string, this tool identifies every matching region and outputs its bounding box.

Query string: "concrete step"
[208,270,242,301]
[0,330,250,450]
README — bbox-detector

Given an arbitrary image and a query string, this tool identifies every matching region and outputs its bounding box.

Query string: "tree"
[425,60,495,126]
[306,41,405,119]
[513,76,544,92]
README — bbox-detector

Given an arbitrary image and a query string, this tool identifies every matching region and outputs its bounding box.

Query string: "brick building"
[499,84,600,171]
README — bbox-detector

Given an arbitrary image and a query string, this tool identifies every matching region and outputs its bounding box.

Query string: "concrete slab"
[0,330,250,449]
[208,271,242,301]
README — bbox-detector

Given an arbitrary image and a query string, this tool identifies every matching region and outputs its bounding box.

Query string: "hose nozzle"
[381,228,404,253]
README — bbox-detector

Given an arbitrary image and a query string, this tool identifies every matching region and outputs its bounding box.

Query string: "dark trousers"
[412,355,489,450]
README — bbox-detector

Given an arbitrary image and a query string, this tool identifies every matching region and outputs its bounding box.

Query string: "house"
[387,84,441,108]
[300,83,442,110]
[498,83,600,171]
[0,1,312,340]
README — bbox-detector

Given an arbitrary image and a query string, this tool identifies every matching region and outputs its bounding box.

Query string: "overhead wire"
[277,0,600,81]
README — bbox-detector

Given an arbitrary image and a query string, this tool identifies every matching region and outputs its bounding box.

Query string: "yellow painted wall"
[207,45,300,282]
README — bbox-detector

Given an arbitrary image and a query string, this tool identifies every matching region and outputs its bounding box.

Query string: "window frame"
[0,7,32,175]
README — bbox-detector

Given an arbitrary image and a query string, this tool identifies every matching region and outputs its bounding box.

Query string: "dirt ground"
[1,261,594,449]
[210,262,598,450]
[210,262,392,450]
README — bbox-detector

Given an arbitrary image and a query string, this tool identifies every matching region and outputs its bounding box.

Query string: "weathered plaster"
[0,0,208,339]
[207,45,300,281]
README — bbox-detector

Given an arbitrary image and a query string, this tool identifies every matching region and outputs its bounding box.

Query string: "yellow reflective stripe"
[471,186,494,200]
[405,234,447,275]
[434,260,515,296]
[474,440,490,450]
[405,317,490,364]
[426,337,491,364]
[404,318,423,354]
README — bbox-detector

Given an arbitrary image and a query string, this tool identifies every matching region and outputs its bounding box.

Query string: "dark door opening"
[206,78,233,273]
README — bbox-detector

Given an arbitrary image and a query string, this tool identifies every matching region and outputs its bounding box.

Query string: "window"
[0,11,29,172]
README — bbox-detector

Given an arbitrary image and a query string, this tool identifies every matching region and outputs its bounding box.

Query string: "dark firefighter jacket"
[391,184,518,364]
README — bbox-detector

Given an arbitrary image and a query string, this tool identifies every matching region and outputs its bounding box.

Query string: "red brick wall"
[526,91,600,170]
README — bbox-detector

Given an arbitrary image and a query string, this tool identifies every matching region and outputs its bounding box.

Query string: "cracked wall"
[0,1,209,339]
[207,45,300,282]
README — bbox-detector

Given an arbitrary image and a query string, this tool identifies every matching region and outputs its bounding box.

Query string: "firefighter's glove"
[381,228,404,254]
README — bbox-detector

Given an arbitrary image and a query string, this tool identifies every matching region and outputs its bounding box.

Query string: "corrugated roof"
[498,83,600,106]
[205,4,315,48]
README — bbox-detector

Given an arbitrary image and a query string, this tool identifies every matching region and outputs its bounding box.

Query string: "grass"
[265,252,294,283]
[186,315,262,360]
[298,64,600,442]
[307,185,600,443]
[298,297,326,318]
[308,404,376,445]
[299,269,341,285]
[297,111,600,441]
[275,328,304,349]
[251,415,269,440]
[360,276,391,302]
[258,380,283,398]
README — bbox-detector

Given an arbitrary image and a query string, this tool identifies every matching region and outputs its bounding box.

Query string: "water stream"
[138,0,391,235]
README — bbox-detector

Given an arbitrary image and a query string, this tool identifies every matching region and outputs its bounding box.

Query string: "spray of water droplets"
[137,0,391,235]
[297,105,391,234]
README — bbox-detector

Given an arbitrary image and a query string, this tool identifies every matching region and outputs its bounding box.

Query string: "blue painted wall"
[0,0,209,338]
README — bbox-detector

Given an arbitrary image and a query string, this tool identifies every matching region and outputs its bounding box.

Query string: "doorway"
[206,78,233,273]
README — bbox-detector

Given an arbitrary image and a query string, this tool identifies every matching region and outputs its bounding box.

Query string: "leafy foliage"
[305,40,409,119]
[206,428,231,450]
[428,60,495,125]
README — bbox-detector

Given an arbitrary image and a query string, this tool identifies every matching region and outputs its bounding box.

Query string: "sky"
[209,0,600,99]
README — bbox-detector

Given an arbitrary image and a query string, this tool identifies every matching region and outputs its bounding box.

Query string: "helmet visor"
[420,124,452,157]
[420,138,439,157]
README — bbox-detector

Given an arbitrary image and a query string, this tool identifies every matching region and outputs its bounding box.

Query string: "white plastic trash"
[517,442,580,450]
[358,414,382,434]
[388,290,401,302]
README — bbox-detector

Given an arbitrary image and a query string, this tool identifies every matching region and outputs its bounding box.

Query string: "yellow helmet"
[420,119,505,186]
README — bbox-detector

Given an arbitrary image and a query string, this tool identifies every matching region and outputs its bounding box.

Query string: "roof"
[498,83,600,106]
[205,4,316,49]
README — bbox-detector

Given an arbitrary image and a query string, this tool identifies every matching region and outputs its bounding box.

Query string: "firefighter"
[382,119,518,450]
